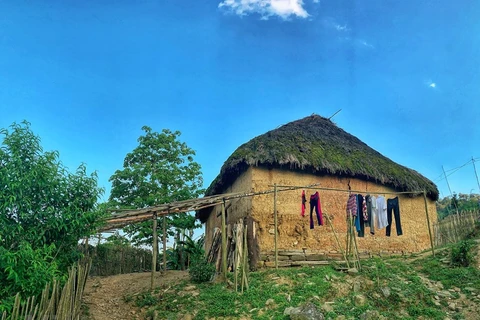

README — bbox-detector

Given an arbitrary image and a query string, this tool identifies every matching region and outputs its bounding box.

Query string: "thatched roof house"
[198,115,438,267]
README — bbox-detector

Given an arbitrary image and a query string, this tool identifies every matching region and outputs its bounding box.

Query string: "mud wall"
[251,167,437,255]
[204,168,253,253]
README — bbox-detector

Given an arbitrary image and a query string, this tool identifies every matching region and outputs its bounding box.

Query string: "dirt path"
[82,271,188,320]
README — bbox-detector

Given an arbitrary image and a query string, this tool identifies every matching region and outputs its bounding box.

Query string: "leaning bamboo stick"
[325,212,350,269]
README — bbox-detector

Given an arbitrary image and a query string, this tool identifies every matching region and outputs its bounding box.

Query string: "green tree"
[108,126,204,267]
[0,121,104,307]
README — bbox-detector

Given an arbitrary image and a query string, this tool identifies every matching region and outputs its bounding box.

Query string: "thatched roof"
[198,115,438,222]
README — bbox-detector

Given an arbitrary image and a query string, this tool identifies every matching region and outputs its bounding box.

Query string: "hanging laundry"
[309,192,324,229]
[376,196,388,230]
[356,194,365,237]
[301,190,306,217]
[362,196,368,221]
[386,197,403,236]
[367,195,376,235]
[346,194,357,217]
[365,195,371,227]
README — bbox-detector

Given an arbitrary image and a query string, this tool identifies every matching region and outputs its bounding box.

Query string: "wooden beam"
[423,191,435,257]
[151,213,158,290]
[274,183,278,269]
[221,200,227,282]
[163,214,167,273]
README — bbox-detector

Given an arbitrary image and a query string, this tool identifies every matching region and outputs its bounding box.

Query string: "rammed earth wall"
[203,167,437,265]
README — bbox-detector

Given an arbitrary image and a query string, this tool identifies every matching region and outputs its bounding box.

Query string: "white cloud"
[425,79,437,89]
[218,0,312,19]
[357,39,374,49]
[322,17,350,32]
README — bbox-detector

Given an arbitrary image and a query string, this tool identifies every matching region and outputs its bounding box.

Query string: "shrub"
[450,240,475,267]
[188,256,215,283]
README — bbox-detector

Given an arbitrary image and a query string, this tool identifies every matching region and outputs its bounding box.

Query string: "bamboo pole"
[221,200,228,282]
[274,183,278,269]
[351,217,362,271]
[151,213,158,290]
[163,212,167,273]
[423,191,435,256]
[325,212,350,269]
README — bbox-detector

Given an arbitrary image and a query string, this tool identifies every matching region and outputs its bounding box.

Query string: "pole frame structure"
[151,212,158,290]
[423,190,435,257]
[274,183,278,269]
[163,209,168,273]
[221,199,228,282]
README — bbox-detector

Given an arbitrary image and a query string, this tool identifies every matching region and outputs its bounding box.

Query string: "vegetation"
[0,122,104,312]
[109,127,204,266]
[132,254,472,320]
[436,193,480,220]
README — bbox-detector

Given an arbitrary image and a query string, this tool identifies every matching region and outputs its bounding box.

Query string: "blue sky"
[1,0,480,205]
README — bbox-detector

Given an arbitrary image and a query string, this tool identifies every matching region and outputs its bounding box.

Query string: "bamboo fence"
[433,210,480,247]
[1,261,91,320]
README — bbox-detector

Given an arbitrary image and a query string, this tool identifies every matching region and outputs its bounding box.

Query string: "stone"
[184,285,196,291]
[381,287,391,298]
[453,287,461,292]
[359,310,382,320]
[354,294,366,306]
[322,302,334,313]
[464,287,477,293]
[434,295,440,300]
[183,314,193,320]
[325,275,331,281]
[284,302,324,320]
[353,281,361,293]
[448,302,456,311]
[265,298,275,307]
[347,268,359,275]
[437,290,452,298]
[335,316,346,320]
[269,228,275,234]
[434,301,441,307]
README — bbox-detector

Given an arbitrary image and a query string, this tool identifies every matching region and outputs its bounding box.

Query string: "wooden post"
[221,200,228,282]
[325,213,349,268]
[274,183,278,269]
[163,214,167,273]
[423,191,435,257]
[151,213,158,290]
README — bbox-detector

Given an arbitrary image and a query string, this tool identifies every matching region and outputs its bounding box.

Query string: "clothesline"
[270,184,425,196]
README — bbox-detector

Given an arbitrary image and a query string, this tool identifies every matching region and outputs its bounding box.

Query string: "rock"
[269,228,275,234]
[434,301,441,307]
[353,281,361,293]
[464,287,477,293]
[183,314,193,320]
[448,302,456,311]
[359,310,382,320]
[191,291,199,297]
[284,302,324,320]
[453,287,461,292]
[347,268,359,275]
[354,294,366,306]
[335,316,346,320]
[437,290,452,298]
[381,287,391,298]
[184,285,196,291]
[434,295,440,300]
[271,277,280,280]
[266,298,275,307]
[322,302,334,313]
[325,275,331,281]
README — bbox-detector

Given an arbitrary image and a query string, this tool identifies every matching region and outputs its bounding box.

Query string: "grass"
[130,255,465,320]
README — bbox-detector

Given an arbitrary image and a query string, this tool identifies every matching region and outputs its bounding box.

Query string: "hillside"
[82,241,480,320]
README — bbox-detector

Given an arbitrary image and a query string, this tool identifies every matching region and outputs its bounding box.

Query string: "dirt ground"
[82,271,188,320]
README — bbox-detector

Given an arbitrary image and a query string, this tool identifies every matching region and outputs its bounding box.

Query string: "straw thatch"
[198,115,438,222]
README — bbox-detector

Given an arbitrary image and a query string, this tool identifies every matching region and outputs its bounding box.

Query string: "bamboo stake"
[221,200,228,282]
[242,225,249,293]
[274,183,278,269]
[423,191,435,256]
[244,224,249,291]
[163,212,167,273]
[351,218,362,271]
[234,225,238,292]
[325,212,349,269]
[151,213,158,290]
